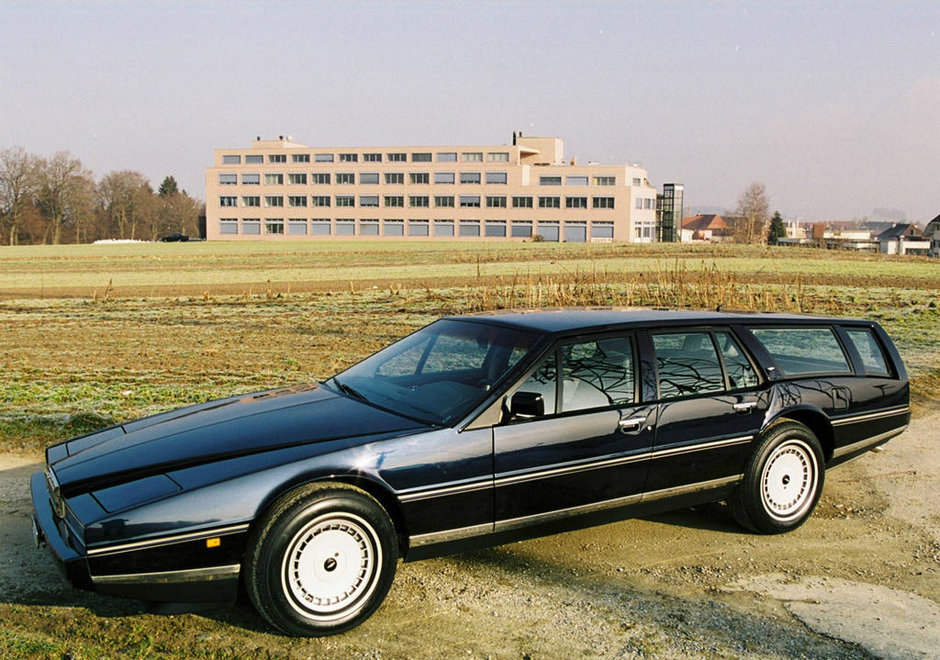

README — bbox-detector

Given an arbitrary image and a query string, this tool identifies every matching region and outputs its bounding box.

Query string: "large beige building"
[205,134,658,242]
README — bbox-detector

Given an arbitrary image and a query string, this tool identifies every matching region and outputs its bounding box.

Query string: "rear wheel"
[729,420,824,534]
[245,483,398,636]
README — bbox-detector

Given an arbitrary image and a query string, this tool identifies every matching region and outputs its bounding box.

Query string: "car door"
[493,333,655,526]
[643,328,767,496]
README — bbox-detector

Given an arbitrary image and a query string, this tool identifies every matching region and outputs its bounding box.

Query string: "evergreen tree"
[767,211,787,245]
[157,175,179,197]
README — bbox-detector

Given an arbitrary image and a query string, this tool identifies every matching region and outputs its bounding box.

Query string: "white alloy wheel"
[759,439,818,522]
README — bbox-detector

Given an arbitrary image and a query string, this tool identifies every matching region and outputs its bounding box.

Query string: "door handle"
[733,401,757,413]
[618,416,647,432]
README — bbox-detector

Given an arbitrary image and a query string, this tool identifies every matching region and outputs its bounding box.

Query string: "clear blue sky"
[1,1,937,222]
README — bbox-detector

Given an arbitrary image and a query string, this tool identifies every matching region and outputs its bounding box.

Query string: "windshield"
[331,319,540,425]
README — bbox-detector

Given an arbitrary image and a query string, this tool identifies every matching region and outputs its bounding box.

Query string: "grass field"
[0,240,938,450]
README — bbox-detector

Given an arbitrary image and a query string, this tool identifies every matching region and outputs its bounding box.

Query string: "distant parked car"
[31,310,910,636]
[159,233,189,242]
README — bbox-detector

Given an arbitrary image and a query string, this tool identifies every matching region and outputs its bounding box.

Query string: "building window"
[288,195,307,207]
[245,154,263,164]
[408,220,429,236]
[265,219,285,234]
[591,222,614,239]
[565,196,588,209]
[460,172,481,184]
[644,198,653,209]
[385,172,404,184]
[336,219,356,236]
[242,219,261,235]
[566,176,588,186]
[460,195,481,208]
[311,195,331,207]
[486,195,507,208]
[485,220,506,237]
[288,219,307,235]
[360,172,380,185]
[222,155,241,164]
[487,152,510,162]
[433,220,455,236]
[385,195,404,207]
[434,172,455,184]
[337,173,355,185]
[387,152,407,162]
[434,195,454,207]
[264,173,283,185]
[512,196,533,208]
[312,173,331,185]
[409,195,429,208]
[437,152,457,162]
[242,173,260,185]
[539,176,562,186]
[311,219,332,235]
[265,195,284,207]
[486,172,507,184]
[292,154,310,163]
[360,195,379,207]
[536,221,560,242]
[219,196,237,207]
[219,218,238,234]
[360,219,380,236]
[564,221,587,243]
[459,220,480,237]
[336,196,355,207]
[594,176,616,186]
[636,198,643,209]
[410,172,429,184]
[593,196,615,209]
[288,173,307,185]
[383,219,404,236]
[363,153,382,162]
[632,177,641,186]
[315,153,334,163]
[538,196,560,209]
[339,153,358,162]
[511,221,533,238]
[461,152,483,162]
[242,195,260,207]
[411,152,432,162]
[219,173,237,185]
[269,154,287,163]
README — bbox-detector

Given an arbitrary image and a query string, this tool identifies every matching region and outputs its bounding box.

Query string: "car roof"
[446,308,857,335]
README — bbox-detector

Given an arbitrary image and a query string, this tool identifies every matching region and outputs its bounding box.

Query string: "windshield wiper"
[332,378,368,403]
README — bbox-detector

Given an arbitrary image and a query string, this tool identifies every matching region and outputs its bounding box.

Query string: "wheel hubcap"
[282,513,381,621]
[761,440,818,522]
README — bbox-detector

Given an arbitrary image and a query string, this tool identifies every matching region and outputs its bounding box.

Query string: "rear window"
[750,327,851,376]
[844,327,890,376]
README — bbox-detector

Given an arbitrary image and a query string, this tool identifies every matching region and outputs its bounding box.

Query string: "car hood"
[48,383,427,496]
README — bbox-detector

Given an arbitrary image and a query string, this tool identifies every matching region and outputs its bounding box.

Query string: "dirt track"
[1,414,937,658]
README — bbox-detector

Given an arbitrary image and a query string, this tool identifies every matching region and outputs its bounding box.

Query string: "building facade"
[205,135,658,242]
[656,183,683,242]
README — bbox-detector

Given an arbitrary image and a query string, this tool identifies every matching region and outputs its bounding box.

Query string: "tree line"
[0,146,204,245]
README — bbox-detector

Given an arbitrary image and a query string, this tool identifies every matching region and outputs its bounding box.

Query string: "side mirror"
[510,391,544,418]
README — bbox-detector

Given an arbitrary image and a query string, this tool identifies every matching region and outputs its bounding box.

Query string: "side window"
[750,327,851,376]
[844,328,890,376]
[652,332,724,399]
[517,352,558,415]
[561,337,635,412]
[715,331,759,389]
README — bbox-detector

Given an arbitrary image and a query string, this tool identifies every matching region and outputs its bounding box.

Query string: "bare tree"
[0,147,40,245]
[97,170,152,239]
[734,182,771,244]
[35,152,96,244]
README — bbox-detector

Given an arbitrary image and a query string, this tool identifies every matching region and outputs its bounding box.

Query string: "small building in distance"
[205,134,658,242]
[680,214,733,242]
[924,214,940,258]
[876,223,930,256]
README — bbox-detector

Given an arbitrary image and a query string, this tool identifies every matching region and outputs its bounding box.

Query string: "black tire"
[244,483,398,636]
[729,420,825,534]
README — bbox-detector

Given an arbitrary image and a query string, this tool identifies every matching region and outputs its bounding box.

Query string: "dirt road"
[1,414,937,658]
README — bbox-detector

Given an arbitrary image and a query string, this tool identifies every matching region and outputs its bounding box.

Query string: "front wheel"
[245,484,398,636]
[729,420,824,534]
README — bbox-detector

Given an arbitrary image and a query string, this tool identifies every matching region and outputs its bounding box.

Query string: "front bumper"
[30,470,93,590]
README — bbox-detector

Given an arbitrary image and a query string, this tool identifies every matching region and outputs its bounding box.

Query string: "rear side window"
[844,328,890,376]
[715,331,759,389]
[652,332,724,399]
[750,327,851,376]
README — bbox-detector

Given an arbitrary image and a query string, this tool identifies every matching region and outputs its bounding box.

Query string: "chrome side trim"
[649,436,753,461]
[92,564,240,586]
[408,523,493,548]
[832,427,907,459]
[831,406,911,427]
[399,479,492,503]
[85,524,250,557]
[494,452,651,489]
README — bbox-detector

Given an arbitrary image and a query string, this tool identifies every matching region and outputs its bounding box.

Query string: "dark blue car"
[31,309,910,635]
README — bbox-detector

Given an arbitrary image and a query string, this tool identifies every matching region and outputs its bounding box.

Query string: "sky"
[1,0,938,223]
